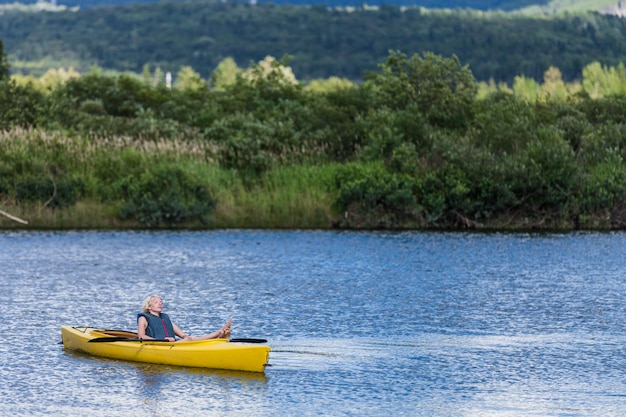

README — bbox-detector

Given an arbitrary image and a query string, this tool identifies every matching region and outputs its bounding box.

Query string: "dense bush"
[0,80,45,129]
[333,163,419,228]
[365,52,477,131]
[117,164,216,227]
[14,175,85,209]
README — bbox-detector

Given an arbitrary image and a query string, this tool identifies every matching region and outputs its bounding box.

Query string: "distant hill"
[0,0,619,13]
[1,1,626,84]
[0,0,552,11]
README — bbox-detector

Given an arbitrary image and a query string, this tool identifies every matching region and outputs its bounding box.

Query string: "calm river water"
[1,230,626,416]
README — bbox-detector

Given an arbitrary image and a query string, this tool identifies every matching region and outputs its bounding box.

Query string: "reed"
[1,167,338,229]
[0,128,339,229]
[211,164,338,229]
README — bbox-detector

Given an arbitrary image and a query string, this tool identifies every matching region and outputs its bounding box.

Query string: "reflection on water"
[1,230,626,416]
[64,348,268,382]
[59,347,270,415]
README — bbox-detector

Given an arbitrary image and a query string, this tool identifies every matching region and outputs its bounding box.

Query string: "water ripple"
[1,230,626,416]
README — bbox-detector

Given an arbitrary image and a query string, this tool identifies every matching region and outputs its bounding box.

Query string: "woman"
[137,294,232,342]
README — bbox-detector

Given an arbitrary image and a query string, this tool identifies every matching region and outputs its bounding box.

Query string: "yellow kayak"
[61,326,270,373]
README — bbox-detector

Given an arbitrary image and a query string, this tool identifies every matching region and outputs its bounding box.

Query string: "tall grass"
[211,164,338,229]
[0,128,338,229]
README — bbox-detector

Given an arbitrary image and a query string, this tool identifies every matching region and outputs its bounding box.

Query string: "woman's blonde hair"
[142,295,162,312]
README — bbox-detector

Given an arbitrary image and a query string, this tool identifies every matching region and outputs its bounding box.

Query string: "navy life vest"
[137,312,175,340]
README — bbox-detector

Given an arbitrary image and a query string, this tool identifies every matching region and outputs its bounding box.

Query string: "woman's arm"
[137,316,153,340]
[173,323,188,340]
[181,318,232,341]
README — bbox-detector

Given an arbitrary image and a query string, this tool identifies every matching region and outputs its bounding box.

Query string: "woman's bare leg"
[184,318,232,341]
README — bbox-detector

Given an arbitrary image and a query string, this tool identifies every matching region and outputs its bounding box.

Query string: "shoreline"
[0,205,619,232]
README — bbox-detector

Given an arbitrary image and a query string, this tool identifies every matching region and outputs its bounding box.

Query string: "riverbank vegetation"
[3,45,626,231]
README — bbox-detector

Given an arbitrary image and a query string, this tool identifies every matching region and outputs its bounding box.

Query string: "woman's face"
[148,296,163,313]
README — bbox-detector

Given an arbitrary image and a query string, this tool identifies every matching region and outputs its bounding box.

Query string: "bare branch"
[40,173,57,213]
[0,209,28,224]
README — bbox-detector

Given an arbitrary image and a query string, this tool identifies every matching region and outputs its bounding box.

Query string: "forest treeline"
[0,0,552,11]
[3,41,626,231]
[0,1,625,83]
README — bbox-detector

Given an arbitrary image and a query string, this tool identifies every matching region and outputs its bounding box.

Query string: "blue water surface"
[1,230,625,416]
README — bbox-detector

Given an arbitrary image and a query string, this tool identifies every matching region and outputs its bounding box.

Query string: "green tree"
[0,80,44,129]
[142,64,152,86]
[174,66,206,91]
[153,67,164,87]
[304,76,354,93]
[365,51,477,130]
[242,55,297,85]
[208,57,241,92]
[582,61,626,99]
[0,40,9,80]
[512,75,540,102]
[471,92,538,155]
[540,66,568,101]
[41,67,81,92]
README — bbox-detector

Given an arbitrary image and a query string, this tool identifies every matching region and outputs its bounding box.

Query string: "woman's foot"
[220,318,232,339]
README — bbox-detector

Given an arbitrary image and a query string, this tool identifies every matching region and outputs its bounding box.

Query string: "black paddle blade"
[229,338,268,344]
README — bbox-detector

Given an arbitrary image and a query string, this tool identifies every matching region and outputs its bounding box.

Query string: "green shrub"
[311,86,371,161]
[359,104,429,165]
[365,51,477,131]
[117,165,216,227]
[578,149,626,214]
[204,113,282,179]
[577,95,626,125]
[79,99,107,116]
[91,150,148,201]
[471,92,538,155]
[14,175,85,209]
[0,178,9,197]
[555,113,590,153]
[517,127,577,214]
[333,163,418,228]
[581,123,626,165]
[0,80,45,129]
[414,166,473,225]
[388,142,420,175]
